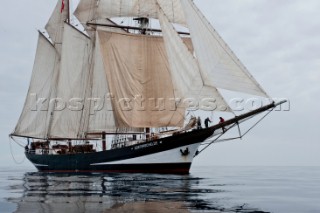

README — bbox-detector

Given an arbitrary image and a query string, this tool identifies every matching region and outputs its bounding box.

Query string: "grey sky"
[0,0,319,168]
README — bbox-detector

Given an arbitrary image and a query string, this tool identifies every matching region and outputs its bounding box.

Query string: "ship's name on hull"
[134,141,159,150]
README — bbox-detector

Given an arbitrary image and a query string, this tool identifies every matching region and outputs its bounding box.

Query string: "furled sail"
[180,0,268,97]
[98,31,186,128]
[158,6,230,112]
[49,24,93,138]
[75,0,186,25]
[13,34,58,138]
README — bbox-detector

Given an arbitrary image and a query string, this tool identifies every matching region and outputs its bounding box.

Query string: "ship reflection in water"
[7,172,269,213]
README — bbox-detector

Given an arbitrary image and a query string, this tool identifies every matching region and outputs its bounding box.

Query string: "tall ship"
[10,0,285,173]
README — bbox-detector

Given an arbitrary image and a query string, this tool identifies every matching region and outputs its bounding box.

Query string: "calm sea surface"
[0,166,319,213]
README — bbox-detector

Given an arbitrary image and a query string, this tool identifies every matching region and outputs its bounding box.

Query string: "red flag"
[60,0,65,13]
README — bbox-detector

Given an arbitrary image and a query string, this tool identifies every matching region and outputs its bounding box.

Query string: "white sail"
[46,0,69,46]
[13,1,271,140]
[180,0,268,97]
[73,0,97,24]
[49,24,93,138]
[98,30,186,128]
[75,0,185,25]
[87,31,117,133]
[158,7,230,112]
[13,34,58,138]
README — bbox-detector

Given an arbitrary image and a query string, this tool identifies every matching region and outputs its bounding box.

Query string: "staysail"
[158,6,229,112]
[180,0,268,97]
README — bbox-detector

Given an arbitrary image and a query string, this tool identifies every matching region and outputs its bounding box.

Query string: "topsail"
[75,0,186,25]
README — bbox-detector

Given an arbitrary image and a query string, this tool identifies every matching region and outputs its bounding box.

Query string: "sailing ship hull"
[26,128,215,174]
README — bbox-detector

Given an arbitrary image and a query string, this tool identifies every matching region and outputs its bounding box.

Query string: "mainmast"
[67,0,70,24]
[135,17,151,138]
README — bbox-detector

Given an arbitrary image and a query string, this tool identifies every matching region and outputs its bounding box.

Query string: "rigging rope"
[238,109,273,138]
[195,107,275,157]
[9,137,26,164]
[195,123,237,157]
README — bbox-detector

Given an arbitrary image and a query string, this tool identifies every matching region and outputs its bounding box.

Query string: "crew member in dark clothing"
[219,117,226,133]
[25,139,30,153]
[25,145,29,153]
[204,117,211,128]
[197,116,202,129]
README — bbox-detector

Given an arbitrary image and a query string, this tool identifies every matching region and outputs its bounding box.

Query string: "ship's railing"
[110,127,197,150]
[26,126,197,154]
[25,149,35,154]
[25,142,96,155]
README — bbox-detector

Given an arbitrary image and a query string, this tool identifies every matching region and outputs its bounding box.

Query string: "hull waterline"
[26,128,215,174]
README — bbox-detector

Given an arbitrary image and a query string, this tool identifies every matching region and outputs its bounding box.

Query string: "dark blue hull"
[26,128,215,174]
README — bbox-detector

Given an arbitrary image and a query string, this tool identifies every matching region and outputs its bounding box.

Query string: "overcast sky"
[0,0,319,169]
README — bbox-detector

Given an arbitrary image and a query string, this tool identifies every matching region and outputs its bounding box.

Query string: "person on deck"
[197,116,202,129]
[219,117,226,133]
[204,117,211,128]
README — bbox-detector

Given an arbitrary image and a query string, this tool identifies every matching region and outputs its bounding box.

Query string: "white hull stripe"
[34,164,49,167]
[91,143,201,165]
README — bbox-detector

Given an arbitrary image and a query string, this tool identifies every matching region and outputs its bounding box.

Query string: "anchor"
[180,147,190,156]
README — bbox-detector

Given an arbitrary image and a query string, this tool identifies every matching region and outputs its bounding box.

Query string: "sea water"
[0,166,319,213]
